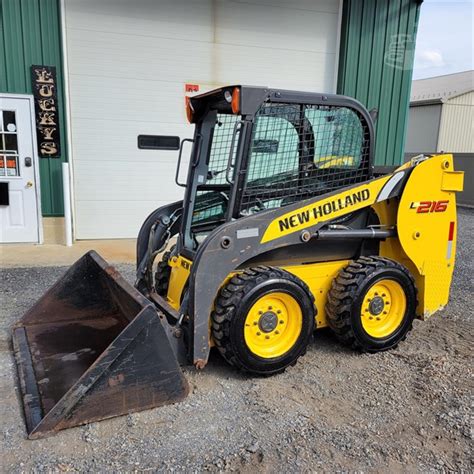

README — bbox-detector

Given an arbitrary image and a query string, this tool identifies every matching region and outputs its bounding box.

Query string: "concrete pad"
[0,239,136,267]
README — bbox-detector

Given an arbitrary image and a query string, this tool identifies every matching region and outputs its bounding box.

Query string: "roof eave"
[409,98,443,106]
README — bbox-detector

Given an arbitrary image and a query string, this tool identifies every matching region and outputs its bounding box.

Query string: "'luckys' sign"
[31,65,61,158]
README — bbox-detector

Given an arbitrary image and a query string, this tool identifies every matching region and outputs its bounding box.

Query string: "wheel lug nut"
[277,310,281,314]
[383,311,387,315]
[257,332,261,336]
[265,335,270,339]
[253,322,258,325]
[258,311,263,315]
[385,301,390,305]
[376,317,381,321]
[268,306,273,310]
[279,320,284,324]
[275,330,279,335]
[382,294,386,297]
[369,316,373,320]
[374,292,378,296]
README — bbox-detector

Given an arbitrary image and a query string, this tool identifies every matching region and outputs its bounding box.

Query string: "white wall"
[64,0,341,238]
[438,92,474,153]
[405,104,442,153]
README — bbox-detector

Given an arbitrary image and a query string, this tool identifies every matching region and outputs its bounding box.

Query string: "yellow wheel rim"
[361,279,406,339]
[244,292,303,359]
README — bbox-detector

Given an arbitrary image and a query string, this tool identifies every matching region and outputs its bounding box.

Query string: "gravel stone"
[0,208,472,472]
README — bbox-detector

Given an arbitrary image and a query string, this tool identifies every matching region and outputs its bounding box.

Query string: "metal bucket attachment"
[12,250,189,439]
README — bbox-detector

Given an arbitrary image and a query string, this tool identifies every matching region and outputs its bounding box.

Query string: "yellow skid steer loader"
[12,86,464,438]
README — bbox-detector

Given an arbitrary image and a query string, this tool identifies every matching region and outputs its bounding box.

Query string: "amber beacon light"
[231,87,240,114]
[185,96,194,123]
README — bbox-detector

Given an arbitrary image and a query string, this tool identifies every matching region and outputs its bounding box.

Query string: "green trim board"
[337,0,422,167]
[0,0,66,216]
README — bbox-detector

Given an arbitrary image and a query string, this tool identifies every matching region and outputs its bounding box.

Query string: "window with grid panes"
[0,111,20,177]
[191,114,240,228]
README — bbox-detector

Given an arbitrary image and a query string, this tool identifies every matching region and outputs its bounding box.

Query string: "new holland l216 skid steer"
[13,86,464,438]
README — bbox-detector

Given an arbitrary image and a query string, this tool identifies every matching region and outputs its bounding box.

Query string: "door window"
[240,104,301,214]
[0,110,19,177]
[247,114,299,181]
[191,114,240,228]
[304,106,364,169]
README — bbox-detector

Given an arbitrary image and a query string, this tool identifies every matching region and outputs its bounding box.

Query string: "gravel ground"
[0,208,472,472]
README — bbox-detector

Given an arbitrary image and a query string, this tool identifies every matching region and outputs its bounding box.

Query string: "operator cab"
[179,86,373,252]
[145,86,374,255]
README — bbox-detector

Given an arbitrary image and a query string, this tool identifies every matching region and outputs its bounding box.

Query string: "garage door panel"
[75,200,173,239]
[72,118,193,163]
[69,77,218,125]
[74,160,185,202]
[215,44,335,91]
[66,0,214,42]
[230,0,339,13]
[216,1,339,53]
[67,29,214,84]
[69,75,190,123]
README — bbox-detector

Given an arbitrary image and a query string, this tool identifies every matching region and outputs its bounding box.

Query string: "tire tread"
[211,266,315,374]
[325,256,417,351]
[154,248,174,296]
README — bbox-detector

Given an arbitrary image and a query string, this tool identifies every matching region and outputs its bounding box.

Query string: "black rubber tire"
[154,246,175,296]
[326,256,417,352]
[211,266,316,375]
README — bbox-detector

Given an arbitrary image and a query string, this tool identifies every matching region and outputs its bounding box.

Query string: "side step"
[12,250,189,439]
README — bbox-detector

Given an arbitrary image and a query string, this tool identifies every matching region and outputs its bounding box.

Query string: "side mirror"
[137,135,180,150]
[175,138,194,187]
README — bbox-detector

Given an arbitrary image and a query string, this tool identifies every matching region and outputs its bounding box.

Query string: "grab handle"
[175,138,194,187]
[225,121,244,184]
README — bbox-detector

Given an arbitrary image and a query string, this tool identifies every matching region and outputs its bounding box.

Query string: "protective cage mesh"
[191,114,240,227]
[239,102,371,216]
[207,114,241,185]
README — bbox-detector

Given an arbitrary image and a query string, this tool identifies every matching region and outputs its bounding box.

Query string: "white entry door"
[0,95,41,243]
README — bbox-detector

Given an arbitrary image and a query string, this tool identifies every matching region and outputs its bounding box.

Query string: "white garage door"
[64,0,341,239]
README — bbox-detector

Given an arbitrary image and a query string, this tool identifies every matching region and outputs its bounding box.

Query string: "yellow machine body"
[166,154,464,331]
[12,81,465,440]
[167,254,193,310]
[396,155,463,317]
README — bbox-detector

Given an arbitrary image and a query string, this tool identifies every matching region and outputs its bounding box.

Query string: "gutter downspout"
[333,0,344,93]
[59,0,75,245]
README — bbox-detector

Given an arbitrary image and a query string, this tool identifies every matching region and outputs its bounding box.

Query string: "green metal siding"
[0,0,66,216]
[338,0,422,167]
